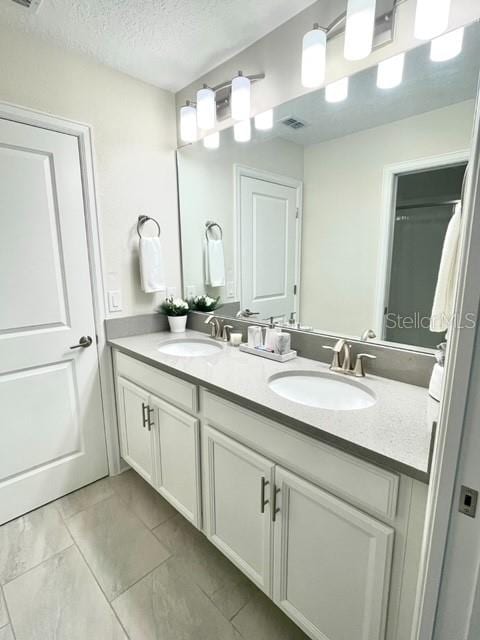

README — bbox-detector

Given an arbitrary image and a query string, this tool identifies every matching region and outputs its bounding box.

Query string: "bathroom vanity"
[109,330,433,640]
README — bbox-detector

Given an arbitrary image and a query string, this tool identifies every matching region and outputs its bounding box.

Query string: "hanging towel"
[204,238,225,287]
[430,203,462,333]
[139,236,165,293]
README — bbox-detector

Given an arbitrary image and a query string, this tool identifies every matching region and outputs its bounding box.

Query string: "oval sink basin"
[268,371,376,411]
[158,339,223,357]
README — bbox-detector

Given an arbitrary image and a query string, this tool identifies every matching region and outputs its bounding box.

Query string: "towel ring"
[205,220,223,240]
[137,215,161,238]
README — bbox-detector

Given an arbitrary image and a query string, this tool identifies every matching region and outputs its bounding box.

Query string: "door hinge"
[293,284,297,295]
[459,485,478,518]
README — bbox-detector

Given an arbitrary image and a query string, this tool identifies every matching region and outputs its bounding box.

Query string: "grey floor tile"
[0,504,72,584]
[110,469,176,529]
[4,546,126,640]
[0,625,13,640]
[67,495,170,600]
[232,591,309,640]
[153,513,252,597]
[56,477,114,519]
[0,588,8,628]
[210,578,258,620]
[112,556,239,640]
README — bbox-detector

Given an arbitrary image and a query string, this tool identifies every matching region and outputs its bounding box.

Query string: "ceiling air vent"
[10,0,43,11]
[280,116,308,130]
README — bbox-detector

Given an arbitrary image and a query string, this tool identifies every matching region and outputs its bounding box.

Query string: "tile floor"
[0,470,309,640]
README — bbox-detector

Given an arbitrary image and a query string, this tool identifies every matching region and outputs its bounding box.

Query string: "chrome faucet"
[204,314,222,339]
[322,339,376,377]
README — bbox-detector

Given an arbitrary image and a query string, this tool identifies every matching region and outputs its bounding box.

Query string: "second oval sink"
[158,339,223,357]
[268,371,376,411]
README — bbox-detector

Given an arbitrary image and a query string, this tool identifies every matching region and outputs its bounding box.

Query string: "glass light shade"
[233,119,251,143]
[180,103,197,142]
[254,109,274,130]
[231,74,251,121]
[203,131,220,149]
[344,0,376,61]
[414,0,451,40]
[301,27,327,88]
[377,53,405,89]
[430,27,464,62]
[196,86,216,130]
[325,77,349,103]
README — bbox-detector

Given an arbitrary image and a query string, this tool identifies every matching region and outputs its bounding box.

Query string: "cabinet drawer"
[115,351,198,413]
[202,390,399,520]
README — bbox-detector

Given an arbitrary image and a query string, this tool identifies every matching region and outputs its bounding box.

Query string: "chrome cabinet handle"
[272,486,281,522]
[147,407,154,431]
[69,335,93,349]
[141,402,148,428]
[260,477,270,514]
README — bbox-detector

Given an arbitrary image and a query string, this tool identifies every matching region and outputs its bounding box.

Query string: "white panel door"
[273,467,394,640]
[240,175,298,320]
[0,118,108,524]
[150,395,201,526]
[203,426,274,594]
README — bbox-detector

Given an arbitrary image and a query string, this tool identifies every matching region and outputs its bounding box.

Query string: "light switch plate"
[107,289,122,312]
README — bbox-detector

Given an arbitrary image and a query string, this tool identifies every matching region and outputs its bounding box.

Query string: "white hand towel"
[204,238,225,287]
[430,203,462,333]
[139,237,165,293]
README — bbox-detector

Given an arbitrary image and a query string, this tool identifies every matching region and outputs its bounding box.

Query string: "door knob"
[70,335,93,349]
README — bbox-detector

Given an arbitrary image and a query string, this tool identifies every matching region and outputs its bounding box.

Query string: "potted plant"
[158,296,189,333]
[188,295,220,312]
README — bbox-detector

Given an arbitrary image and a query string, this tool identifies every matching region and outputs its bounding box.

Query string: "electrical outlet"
[107,290,122,313]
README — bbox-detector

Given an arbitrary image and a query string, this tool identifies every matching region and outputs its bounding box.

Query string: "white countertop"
[109,330,437,481]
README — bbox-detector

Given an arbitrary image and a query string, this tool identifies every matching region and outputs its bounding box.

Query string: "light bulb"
[203,131,220,149]
[325,77,349,103]
[234,119,251,143]
[414,0,451,40]
[180,102,197,142]
[231,73,251,121]
[254,109,274,130]
[196,85,216,130]
[377,53,405,89]
[301,25,327,88]
[430,27,464,62]
[344,0,376,61]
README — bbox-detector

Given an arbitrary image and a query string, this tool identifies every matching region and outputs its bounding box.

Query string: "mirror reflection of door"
[385,163,467,348]
[239,173,300,321]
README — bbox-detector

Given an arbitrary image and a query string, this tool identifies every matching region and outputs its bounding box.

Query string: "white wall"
[0,25,180,318]
[178,135,304,302]
[175,0,480,141]
[301,100,475,337]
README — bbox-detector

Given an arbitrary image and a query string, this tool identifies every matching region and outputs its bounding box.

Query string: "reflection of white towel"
[204,238,225,287]
[430,203,462,332]
[139,237,165,293]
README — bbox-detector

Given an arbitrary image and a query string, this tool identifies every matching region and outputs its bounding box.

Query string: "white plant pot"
[168,315,187,333]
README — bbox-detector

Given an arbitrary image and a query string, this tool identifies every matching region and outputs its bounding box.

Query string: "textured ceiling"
[0,0,317,91]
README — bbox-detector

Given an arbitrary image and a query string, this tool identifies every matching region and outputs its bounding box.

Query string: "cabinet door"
[116,377,155,485]
[150,395,201,527]
[273,467,394,640]
[203,426,274,594]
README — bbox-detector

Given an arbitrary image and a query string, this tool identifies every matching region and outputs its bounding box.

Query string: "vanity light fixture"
[180,101,197,142]
[234,119,251,142]
[344,0,377,61]
[414,0,451,40]
[430,27,464,62]
[377,52,405,89]
[196,85,216,130]
[231,72,251,121]
[254,109,274,130]
[203,131,220,149]
[301,24,327,88]
[325,77,349,103]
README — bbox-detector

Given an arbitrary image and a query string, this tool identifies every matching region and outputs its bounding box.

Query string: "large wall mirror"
[177,21,479,351]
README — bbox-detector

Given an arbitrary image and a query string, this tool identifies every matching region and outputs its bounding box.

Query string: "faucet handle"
[353,353,376,377]
[322,344,341,369]
[222,324,234,342]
